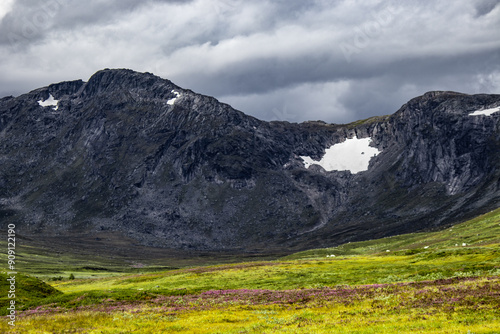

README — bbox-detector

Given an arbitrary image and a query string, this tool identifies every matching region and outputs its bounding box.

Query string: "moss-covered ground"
[1,208,499,333]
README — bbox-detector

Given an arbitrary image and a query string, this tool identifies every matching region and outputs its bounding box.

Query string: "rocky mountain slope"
[1,69,499,252]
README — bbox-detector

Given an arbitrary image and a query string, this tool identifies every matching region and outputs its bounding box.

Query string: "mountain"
[1,69,499,252]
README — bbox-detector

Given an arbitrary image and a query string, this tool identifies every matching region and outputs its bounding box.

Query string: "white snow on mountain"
[301,136,381,173]
[37,94,59,110]
[167,90,181,105]
[469,106,500,116]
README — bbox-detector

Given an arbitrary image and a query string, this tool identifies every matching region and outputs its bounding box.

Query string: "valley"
[1,69,500,332]
[1,208,499,333]
[1,69,499,253]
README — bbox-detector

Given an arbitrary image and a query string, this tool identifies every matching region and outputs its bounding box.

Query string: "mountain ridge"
[1,69,499,252]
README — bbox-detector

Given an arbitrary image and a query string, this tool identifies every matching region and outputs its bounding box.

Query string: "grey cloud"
[171,45,500,99]
[212,50,500,123]
[0,0,499,124]
[475,0,500,16]
[0,0,192,47]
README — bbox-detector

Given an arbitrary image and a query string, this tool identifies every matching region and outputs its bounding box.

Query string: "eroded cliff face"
[1,69,499,251]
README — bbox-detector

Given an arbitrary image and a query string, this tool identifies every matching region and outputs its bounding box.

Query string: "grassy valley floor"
[1,208,499,333]
[5,276,500,333]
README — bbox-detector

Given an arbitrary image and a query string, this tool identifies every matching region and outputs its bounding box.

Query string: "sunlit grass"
[3,277,499,333]
[1,208,499,332]
[50,246,500,297]
[284,207,500,260]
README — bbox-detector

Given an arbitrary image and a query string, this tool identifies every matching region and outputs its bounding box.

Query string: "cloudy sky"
[0,0,499,123]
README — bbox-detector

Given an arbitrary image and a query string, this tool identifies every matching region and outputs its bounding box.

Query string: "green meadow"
[1,208,499,333]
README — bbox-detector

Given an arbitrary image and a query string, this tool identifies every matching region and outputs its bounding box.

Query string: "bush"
[404,249,423,255]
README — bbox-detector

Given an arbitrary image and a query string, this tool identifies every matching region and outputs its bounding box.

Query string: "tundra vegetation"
[1,208,499,333]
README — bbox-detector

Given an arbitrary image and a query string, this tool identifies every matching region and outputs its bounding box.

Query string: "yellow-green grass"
[0,241,492,319]
[40,208,499,297]
[284,207,500,260]
[0,272,61,313]
[6,306,500,334]
[51,248,500,295]
[0,239,177,281]
[0,208,498,316]
[0,234,282,282]
[2,277,499,333]
[1,208,499,332]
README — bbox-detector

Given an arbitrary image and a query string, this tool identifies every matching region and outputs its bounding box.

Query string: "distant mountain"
[1,69,499,252]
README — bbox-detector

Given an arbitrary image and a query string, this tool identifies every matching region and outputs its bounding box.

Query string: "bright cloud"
[0,0,499,123]
[0,0,15,20]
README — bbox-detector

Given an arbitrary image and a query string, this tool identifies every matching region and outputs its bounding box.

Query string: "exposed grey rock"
[1,69,499,252]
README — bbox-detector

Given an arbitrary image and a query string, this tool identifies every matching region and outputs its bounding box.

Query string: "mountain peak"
[421,91,466,99]
[81,68,173,98]
[1,71,499,252]
[89,68,158,82]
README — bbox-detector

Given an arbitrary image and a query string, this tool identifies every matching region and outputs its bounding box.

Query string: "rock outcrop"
[1,69,499,252]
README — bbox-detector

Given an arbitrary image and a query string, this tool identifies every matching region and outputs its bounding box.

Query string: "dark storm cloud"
[216,48,500,123]
[0,0,499,123]
[475,0,500,16]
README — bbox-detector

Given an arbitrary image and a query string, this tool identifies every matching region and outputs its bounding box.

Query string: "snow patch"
[38,94,59,110]
[167,90,181,105]
[300,136,381,173]
[469,106,500,116]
